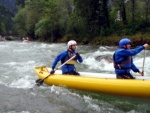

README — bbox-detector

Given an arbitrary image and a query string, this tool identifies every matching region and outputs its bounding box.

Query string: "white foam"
[10,76,33,89]
[6,111,30,113]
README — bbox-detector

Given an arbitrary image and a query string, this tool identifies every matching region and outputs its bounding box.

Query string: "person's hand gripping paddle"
[35,55,76,86]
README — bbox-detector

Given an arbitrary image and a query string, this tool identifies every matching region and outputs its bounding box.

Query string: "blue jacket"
[114,46,144,74]
[52,50,83,74]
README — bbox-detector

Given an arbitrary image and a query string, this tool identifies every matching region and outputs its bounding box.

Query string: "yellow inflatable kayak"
[34,66,150,98]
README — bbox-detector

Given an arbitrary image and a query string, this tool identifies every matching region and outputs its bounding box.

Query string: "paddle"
[142,49,146,76]
[35,55,76,86]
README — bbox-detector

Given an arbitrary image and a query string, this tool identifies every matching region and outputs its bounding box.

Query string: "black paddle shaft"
[35,55,76,86]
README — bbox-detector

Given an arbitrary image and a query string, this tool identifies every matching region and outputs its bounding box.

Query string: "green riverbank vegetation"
[1,0,150,48]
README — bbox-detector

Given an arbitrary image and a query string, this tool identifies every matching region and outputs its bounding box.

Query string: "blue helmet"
[119,38,131,47]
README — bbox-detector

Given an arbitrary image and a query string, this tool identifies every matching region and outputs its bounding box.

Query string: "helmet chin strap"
[69,46,74,51]
[124,45,128,49]
[122,45,128,49]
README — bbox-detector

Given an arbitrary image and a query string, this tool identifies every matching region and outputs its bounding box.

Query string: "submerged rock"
[95,55,113,63]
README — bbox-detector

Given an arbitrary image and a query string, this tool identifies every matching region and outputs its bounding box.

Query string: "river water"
[0,41,150,113]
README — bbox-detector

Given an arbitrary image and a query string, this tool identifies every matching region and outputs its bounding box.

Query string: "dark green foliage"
[0,3,14,34]
[0,0,16,13]
[1,0,150,44]
[15,0,25,8]
[74,0,110,38]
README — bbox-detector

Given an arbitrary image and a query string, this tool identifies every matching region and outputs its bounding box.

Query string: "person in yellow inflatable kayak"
[113,38,148,79]
[50,40,83,75]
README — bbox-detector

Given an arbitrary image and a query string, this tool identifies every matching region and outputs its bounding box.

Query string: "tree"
[130,0,136,25]
[113,0,127,26]
[15,0,25,7]
[0,3,14,35]
[14,0,45,39]
[74,0,110,37]
[144,0,150,23]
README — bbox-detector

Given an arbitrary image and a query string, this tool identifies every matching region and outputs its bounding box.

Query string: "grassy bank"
[61,33,150,49]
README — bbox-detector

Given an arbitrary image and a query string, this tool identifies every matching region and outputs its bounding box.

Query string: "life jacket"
[113,53,131,69]
[61,50,77,65]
